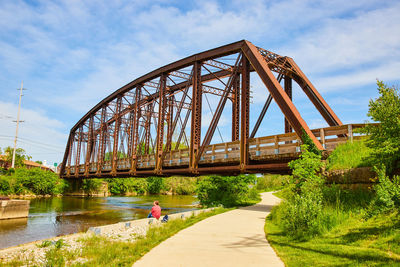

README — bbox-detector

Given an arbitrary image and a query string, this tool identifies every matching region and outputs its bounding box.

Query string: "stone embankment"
[0,199,30,220]
[0,208,214,265]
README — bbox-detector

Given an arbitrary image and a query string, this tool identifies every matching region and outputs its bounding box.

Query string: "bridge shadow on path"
[223,234,269,249]
[239,204,275,212]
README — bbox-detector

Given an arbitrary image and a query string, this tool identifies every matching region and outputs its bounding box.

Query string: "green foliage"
[256,174,289,192]
[82,178,103,193]
[275,144,327,238]
[13,168,63,195]
[326,139,372,170]
[288,144,324,194]
[367,167,400,217]
[0,168,65,195]
[196,174,257,207]
[0,177,11,195]
[3,146,30,167]
[275,191,324,239]
[362,81,400,175]
[147,177,166,194]
[164,176,197,195]
[107,178,148,195]
[301,131,321,156]
[36,240,53,248]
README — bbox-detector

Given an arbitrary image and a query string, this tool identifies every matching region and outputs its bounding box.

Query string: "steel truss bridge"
[60,40,364,179]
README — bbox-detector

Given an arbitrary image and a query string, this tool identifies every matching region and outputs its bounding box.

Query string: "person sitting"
[147,200,161,220]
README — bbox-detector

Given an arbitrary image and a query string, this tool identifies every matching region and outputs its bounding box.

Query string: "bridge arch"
[60,40,344,178]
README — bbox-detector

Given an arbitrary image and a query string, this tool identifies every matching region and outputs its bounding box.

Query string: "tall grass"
[326,139,372,170]
[256,175,289,192]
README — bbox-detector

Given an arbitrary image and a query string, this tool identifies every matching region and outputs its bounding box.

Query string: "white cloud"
[0,101,67,164]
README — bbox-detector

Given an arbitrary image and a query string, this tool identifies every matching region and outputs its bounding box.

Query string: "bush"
[274,144,327,238]
[107,178,148,195]
[164,176,197,195]
[0,177,11,195]
[256,175,289,192]
[277,191,323,239]
[13,168,61,195]
[288,144,324,194]
[367,167,400,217]
[82,179,103,193]
[362,81,400,175]
[147,177,166,194]
[196,174,256,207]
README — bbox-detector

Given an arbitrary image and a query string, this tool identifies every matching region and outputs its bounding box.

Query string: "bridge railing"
[64,124,367,176]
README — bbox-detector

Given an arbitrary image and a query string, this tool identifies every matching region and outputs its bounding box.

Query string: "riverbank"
[0,207,224,266]
[0,194,199,249]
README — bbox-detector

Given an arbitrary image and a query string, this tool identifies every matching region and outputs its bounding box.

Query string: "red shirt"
[151,205,161,219]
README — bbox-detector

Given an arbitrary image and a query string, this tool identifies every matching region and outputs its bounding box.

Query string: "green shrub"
[288,144,324,194]
[107,178,148,195]
[367,167,400,217]
[196,174,256,207]
[14,168,61,195]
[82,178,103,193]
[361,81,400,175]
[278,191,323,238]
[275,144,327,238]
[0,176,11,194]
[256,175,289,192]
[147,177,166,194]
[164,176,197,195]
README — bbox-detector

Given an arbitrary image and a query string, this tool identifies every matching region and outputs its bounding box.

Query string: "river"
[0,195,198,249]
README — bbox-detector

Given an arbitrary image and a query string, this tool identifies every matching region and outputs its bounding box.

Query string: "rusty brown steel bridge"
[60,40,364,179]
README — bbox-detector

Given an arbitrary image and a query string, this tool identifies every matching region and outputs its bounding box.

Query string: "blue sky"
[0,0,399,165]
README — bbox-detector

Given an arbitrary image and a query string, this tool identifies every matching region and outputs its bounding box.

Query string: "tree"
[362,81,400,175]
[3,146,29,168]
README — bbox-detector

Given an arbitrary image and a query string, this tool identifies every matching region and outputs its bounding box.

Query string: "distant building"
[0,155,54,172]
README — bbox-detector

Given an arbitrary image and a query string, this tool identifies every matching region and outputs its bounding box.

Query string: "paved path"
[134,192,284,267]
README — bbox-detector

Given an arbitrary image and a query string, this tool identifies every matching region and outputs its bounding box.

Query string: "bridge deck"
[62,124,365,178]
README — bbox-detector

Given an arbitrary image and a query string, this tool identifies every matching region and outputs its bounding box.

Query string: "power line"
[0,137,64,153]
[0,135,64,149]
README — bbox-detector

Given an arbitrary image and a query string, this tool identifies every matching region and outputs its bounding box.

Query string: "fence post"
[348,124,353,143]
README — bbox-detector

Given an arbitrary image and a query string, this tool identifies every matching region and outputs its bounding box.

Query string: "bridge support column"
[111,96,122,176]
[156,75,167,173]
[284,76,293,134]
[130,86,141,175]
[84,116,94,176]
[190,62,202,172]
[96,106,107,175]
[232,73,240,142]
[240,56,250,171]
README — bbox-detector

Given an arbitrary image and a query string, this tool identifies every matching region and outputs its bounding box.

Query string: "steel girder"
[60,40,341,178]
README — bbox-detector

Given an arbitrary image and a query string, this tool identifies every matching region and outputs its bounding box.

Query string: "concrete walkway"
[134,192,284,267]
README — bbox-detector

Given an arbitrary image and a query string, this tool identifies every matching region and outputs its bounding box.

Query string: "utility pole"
[12,81,25,168]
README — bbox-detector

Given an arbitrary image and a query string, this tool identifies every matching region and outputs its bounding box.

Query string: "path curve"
[134,192,284,267]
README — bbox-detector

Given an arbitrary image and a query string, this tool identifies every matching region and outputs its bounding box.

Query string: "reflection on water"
[0,195,198,249]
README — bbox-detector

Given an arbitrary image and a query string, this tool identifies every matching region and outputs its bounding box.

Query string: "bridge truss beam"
[60,40,342,178]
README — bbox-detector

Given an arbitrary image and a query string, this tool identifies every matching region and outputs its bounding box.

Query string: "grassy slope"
[326,139,372,171]
[265,211,400,266]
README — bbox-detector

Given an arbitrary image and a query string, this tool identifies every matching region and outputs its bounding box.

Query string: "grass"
[265,187,400,266]
[256,174,290,192]
[326,139,372,170]
[1,208,229,267]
